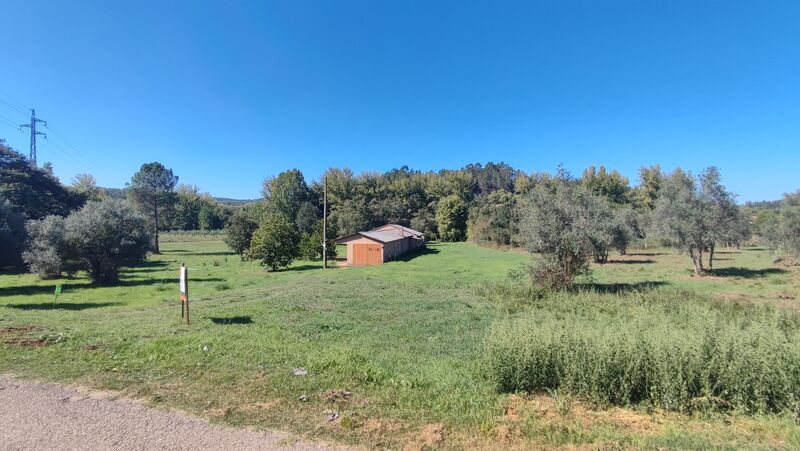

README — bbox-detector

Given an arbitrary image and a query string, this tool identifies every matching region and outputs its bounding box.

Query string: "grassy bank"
[1,241,799,448]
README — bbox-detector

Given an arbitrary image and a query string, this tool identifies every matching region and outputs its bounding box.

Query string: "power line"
[40,138,88,172]
[0,116,23,132]
[44,124,92,161]
[0,89,29,113]
[0,92,97,174]
[0,97,27,118]
[0,112,23,129]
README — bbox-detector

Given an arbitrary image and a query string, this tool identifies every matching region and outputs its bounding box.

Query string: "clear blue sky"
[0,0,797,202]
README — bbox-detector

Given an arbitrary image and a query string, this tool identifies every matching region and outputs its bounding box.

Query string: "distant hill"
[99,187,254,206]
[213,197,258,206]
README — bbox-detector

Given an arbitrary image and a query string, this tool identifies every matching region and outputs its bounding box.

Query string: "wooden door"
[353,243,383,266]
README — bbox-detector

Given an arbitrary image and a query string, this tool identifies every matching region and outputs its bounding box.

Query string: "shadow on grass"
[5,302,122,311]
[0,277,225,297]
[711,267,788,279]
[181,251,234,257]
[208,316,253,325]
[627,252,667,257]
[395,246,441,262]
[606,259,656,264]
[576,281,668,294]
[286,264,324,272]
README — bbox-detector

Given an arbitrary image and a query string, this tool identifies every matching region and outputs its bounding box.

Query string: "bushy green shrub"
[248,215,299,271]
[65,199,151,284]
[22,215,71,278]
[483,288,800,414]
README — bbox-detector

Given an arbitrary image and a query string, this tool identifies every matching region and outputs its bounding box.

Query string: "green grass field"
[1,241,799,449]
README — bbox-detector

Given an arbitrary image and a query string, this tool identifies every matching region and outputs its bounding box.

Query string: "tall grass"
[484,288,800,414]
[160,230,226,242]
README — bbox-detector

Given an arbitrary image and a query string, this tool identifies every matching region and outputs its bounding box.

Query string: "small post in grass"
[53,284,62,305]
[180,263,190,325]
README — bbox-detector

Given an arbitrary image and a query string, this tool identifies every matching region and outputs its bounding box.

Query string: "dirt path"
[0,375,341,450]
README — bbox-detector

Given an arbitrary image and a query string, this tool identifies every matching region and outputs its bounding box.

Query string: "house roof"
[370,224,424,238]
[335,231,407,244]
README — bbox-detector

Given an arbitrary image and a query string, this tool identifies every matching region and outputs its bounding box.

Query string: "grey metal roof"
[335,231,405,244]
[358,231,408,243]
[370,224,424,237]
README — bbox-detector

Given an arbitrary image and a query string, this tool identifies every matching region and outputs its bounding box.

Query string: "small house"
[335,224,425,266]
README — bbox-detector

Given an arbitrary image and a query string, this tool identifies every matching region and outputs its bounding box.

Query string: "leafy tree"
[699,167,740,270]
[463,162,516,196]
[652,169,710,275]
[580,165,631,205]
[332,199,371,236]
[64,199,151,284]
[436,195,468,241]
[765,192,800,264]
[248,215,300,271]
[468,190,519,246]
[0,197,26,269]
[632,165,664,211]
[519,171,601,289]
[128,162,178,253]
[70,173,104,202]
[0,140,84,219]
[298,220,338,260]
[169,184,204,230]
[618,206,650,249]
[294,201,319,235]
[22,215,71,278]
[223,207,259,258]
[408,207,437,240]
[584,195,619,263]
[262,169,310,222]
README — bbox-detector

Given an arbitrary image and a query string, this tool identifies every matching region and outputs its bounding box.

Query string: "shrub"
[518,170,607,289]
[64,199,152,284]
[224,208,258,258]
[0,197,26,269]
[298,220,337,261]
[22,215,71,278]
[436,195,468,242]
[247,215,300,271]
[483,288,800,414]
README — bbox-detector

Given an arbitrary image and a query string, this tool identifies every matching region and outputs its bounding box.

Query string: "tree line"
[2,136,798,283]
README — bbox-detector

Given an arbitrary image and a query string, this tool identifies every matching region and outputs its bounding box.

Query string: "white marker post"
[180,263,190,325]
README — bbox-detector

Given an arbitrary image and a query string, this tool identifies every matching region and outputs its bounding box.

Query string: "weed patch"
[484,288,800,413]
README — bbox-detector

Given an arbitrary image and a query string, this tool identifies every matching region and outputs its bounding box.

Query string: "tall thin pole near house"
[19,109,47,167]
[322,175,328,269]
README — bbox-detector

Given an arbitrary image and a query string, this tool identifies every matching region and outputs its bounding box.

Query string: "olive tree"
[65,199,152,284]
[519,171,600,289]
[767,192,800,264]
[699,167,739,271]
[22,215,71,278]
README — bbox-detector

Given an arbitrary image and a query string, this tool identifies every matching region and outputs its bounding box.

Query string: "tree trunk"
[690,247,705,275]
[707,243,715,273]
[153,198,160,254]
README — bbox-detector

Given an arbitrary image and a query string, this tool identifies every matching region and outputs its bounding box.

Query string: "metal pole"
[322,175,328,269]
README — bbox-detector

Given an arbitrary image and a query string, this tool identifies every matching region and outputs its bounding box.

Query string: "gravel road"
[0,375,340,450]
